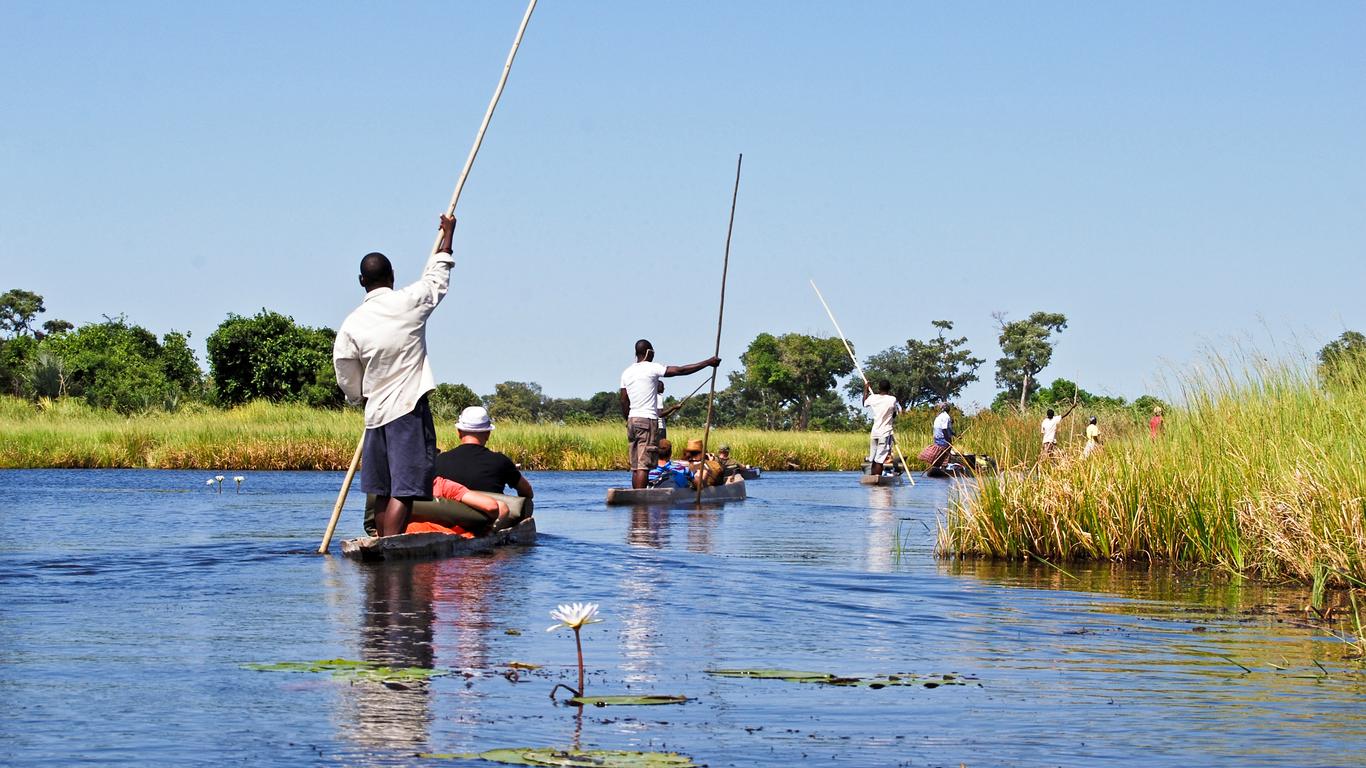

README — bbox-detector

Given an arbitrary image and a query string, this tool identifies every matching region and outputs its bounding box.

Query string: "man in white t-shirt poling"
[619,339,720,489]
[863,379,901,476]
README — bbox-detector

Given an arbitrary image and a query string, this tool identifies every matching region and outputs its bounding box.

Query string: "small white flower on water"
[206,479,215,486]
[215,475,225,482]
[547,602,603,632]
[233,476,245,483]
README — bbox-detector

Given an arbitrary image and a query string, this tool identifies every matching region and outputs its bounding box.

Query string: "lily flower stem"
[574,627,585,696]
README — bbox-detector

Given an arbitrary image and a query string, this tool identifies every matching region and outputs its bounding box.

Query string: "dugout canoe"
[605,476,747,506]
[343,492,536,562]
[342,517,537,561]
[738,467,762,480]
[858,473,903,486]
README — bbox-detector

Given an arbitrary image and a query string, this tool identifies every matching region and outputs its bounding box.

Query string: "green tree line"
[2,286,1177,425]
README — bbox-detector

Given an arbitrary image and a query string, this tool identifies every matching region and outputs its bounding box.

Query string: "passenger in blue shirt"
[647,438,692,488]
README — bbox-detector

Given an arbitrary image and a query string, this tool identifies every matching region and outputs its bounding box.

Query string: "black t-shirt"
[433,443,522,494]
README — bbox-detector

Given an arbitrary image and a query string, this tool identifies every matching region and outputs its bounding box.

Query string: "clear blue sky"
[3,2,1363,409]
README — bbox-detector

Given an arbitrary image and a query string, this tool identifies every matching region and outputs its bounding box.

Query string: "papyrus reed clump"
[939,353,1366,585]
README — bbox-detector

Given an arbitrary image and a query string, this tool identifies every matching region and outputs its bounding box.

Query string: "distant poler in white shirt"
[333,215,456,537]
[863,379,901,476]
[1040,409,1061,456]
[618,339,720,489]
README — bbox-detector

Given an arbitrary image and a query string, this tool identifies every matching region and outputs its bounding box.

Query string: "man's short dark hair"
[877,380,892,394]
[635,339,653,357]
[359,252,394,288]
[1046,409,1055,418]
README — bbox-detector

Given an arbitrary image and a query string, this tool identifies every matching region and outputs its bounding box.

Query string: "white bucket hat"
[456,405,495,432]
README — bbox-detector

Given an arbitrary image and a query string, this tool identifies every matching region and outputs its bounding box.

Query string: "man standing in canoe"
[619,339,720,489]
[333,214,456,537]
[863,379,900,476]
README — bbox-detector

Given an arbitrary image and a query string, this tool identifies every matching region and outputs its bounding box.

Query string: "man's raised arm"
[664,356,721,378]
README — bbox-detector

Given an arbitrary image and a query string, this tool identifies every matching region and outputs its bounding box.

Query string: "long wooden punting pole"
[810,280,915,486]
[698,154,743,504]
[319,0,539,554]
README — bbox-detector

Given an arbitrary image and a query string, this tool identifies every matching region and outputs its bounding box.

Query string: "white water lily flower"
[215,475,225,482]
[233,476,245,483]
[206,479,215,486]
[547,602,603,632]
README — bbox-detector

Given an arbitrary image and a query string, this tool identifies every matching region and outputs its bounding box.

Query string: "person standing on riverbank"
[333,214,456,537]
[1149,407,1164,438]
[863,380,900,476]
[619,340,720,489]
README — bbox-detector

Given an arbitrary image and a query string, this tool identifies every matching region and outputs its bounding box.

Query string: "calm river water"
[2,469,1364,766]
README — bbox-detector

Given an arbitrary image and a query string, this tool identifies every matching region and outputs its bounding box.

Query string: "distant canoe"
[605,476,747,506]
[738,467,762,480]
[342,517,536,561]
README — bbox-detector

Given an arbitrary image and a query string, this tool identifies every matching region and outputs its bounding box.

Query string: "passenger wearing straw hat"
[333,214,456,537]
[433,405,534,506]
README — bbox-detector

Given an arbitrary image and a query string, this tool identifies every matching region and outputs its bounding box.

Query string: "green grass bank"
[938,359,1366,585]
[0,396,880,471]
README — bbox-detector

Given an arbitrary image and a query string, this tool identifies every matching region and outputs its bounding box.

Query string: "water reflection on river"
[1,469,1363,767]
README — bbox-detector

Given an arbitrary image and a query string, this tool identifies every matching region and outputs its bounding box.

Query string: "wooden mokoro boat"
[345,492,536,562]
[342,517,537,561]
[858,473,903,486]
[924,453,994,478]
[604,476,747,506]
[738,467,762,480]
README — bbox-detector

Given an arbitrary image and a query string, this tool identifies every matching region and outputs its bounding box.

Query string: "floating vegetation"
[243,658,450,684]
[507,661,542,670]
[568,694,689,707]
[706,668,974,689]
[420,747,696,766]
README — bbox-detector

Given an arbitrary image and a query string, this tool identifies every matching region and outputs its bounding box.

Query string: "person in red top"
[1149,407,1164,438]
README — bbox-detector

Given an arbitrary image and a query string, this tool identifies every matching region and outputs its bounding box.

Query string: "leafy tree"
[1318,331,1366,388]
[739,332,853,430]
[0,289,46,338]
[0,335,38,396]
[40,317,193,412]
[993,311,1068,410]
[852,320,984,408]
[206,310,340,407]
[429,382,482,423]
[40,318,73,337]
[485,381,544,423]
[26,350,67,398]
[1132,394,1167,417]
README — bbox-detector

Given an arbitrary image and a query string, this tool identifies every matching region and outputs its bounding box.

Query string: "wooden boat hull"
[738,467,762,480]
[605,476,747,506]
[342,517,536,561]
[858,473,902,486]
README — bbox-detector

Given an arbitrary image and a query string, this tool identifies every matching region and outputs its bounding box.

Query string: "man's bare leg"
[631,469,648,489]
[374,495,413,537]
[870,461,884,476]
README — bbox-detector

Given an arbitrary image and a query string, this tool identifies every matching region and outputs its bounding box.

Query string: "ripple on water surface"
[1,468,1364,767]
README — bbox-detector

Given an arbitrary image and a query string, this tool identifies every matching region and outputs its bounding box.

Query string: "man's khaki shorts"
[627,417,659,470]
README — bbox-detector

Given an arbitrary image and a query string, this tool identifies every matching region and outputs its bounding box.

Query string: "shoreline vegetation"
[0,394,1145,472]
[938,356,1366,587]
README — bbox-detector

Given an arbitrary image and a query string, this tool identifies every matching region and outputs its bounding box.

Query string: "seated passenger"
[648,438,691,488]
[433,406,534,511]
[715,443,745,478]
[680,438,724,488]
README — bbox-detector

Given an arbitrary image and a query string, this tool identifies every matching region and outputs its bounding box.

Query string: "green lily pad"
[244,658,449,684]
[420,748,695,766]
[705,668,971,688]
[567,694,690,707]
[706,668,835,681]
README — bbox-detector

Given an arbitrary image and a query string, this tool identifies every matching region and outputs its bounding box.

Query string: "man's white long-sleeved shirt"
[333,247,454,429]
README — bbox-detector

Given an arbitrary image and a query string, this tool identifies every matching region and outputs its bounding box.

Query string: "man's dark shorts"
[361,394,437,498]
